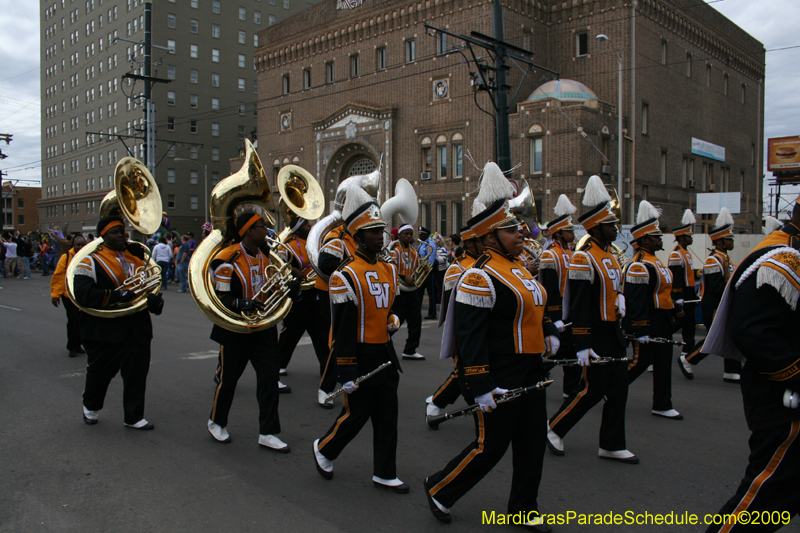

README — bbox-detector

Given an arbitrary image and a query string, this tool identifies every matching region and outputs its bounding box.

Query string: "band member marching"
[206,210,300,450]
[624,201,682,420]
[424,162,559,530]
[312,187,408,493]
[703,197,800,532]
[276,216,331,399]
[671,209,700,379]
[73,216,164,429]
[547,176,637,464]
[390,225,426,360]
[538,194,580,397]
[51,233,88,358]
[683,208,742,382]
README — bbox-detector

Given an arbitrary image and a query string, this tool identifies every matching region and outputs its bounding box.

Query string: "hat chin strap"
[490,230,514,260]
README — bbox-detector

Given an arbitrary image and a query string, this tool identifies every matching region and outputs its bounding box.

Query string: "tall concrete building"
[255,0,765,235]
[38,0,315,236]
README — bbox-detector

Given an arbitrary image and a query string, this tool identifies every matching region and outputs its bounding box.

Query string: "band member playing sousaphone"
[424,162,560,530]
[206,210,301,450]
[312,186,407,493]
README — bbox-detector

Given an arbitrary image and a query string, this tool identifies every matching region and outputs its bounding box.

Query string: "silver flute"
[324,361,393,402]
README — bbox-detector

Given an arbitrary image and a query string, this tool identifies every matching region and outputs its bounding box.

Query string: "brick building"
[2,184,42,234]
[255,0,764,235]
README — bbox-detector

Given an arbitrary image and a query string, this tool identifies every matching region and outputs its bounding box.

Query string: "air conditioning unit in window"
[601,165,612,175]
[708,184,716,192]
[688,180,696,189]
[420,172,431,181]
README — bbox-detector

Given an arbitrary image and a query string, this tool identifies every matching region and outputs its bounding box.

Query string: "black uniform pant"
[391,287,422,354]
[431,358,461,409]
[628,340,674,411]
[706,420,800,533]
[427,390,546,513]
[547,329,581,396]
[278,294,335,391]
[61,296,82,351]
[315,291,337,393]
[210,343,280,435]
[317,369,399,479]
[82,331,151,425]
[549,354,629,452]
[685,313,742,374]
[423,272,437,317]
[679,301,698,349]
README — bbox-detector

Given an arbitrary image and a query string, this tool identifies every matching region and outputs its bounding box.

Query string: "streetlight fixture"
[174,158,209,223]
[596,33,624,223]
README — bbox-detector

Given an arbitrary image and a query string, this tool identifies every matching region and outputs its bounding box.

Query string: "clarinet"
[324,361,393,402]
[427,379,553,428]
[544,356,630,366]
[624,334,686,346]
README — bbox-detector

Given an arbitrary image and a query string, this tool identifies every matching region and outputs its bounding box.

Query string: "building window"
[167,168,176,183]
[190,119,197,133]
[284,0,289,8]
[168,194,175,209]
[212,171,220,183]
[190,69,198,83]
[706,64,711,87]
[167,14,176,29]
[437,32,447,55]
[190,44,198,59]
[722,167,730,192]
[576,31,588,57]
[211,97,219,111]
[452,201,463,232]
[303,68,311,89]
[641,102,649,135]
[376,47,386,71]
[238,78,246,91]
[741,83,746,104]
[422,146,432,173]
[190,19,198,33]
[269,14,276,25]
[167,90,175,105]
[211,73,219,86]
[212,0,220,13]
[239,7,246,20]
[350,54,359,77]
[189,195,198,210]
[405,39,415,63]
[453,144,463,178]
[421,203,431,231]
[282,74,290,94]
[751,142,756,167]
[167,65,175,79]
[238,54,246,68]
[212,24,220,38]
[167,116,175,131]
[190,146,199,159]
[18,215,24,225]
[724,73,729,95]
[212,49,219,62]
[238,102,246,115]
[190,94,198,108]
[660,40,667,65]
[238,31,246,44]
[254,11,261,24]
[325,61,334,83]
[686,53,692,77]
[530,137,543,174]
[253,34,258,47]
[191,0,198,7]
[660,151,667,185]
[190,170,198,185]
[211,123,219,136]
[642,185,649,200]
[438,145,447,179]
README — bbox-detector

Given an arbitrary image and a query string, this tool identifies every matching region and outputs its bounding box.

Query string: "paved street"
[1,274,796,532]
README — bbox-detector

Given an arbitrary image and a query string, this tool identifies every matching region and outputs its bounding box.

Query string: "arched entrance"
[324,142,379,194]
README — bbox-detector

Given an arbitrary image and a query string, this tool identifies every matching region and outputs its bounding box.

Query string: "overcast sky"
[0,0,798,211]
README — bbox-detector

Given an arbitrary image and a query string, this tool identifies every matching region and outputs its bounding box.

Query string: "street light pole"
[174,158,208,223]
[597,34,624,223]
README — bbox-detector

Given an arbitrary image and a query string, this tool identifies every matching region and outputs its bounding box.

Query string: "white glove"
[475,391,497,413]
[492,387,509,397]
[387,314,400,333]
[544,335,561,356]
[615,294,626,318]
[637,335,650,344]
[554,320,566,333]
[577,348,600,367]
[784,390,800,409]
[674,299,684,306]
[342,381,359,394]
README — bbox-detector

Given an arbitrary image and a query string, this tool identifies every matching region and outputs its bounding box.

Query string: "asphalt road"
[1,274,796,532]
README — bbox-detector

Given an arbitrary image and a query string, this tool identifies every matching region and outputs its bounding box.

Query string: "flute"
[427,379,553,428]
[324,361,393,402]
[544,356,630,366]
[624,335,686,346]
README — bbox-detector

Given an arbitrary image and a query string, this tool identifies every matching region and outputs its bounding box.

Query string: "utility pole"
[492,0,511,173]
[0,133,12,234]
[143,2,153,174]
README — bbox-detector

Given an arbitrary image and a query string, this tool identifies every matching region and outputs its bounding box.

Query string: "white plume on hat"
[582,175,612,207]
[636,200,662,225]
[342,184,374,221]
[681,209,696,226]
[471,200,486,217]
[474,162,514,207]
[764,216,782,234]
[715,207,734,229]
[553,194,577,217]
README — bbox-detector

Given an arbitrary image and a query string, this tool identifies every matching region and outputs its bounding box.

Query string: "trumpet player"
[389,225,425,360]
[313,187,407,493]
[73,216,164,430]
[206,211,300,451]
[276,216,331,400]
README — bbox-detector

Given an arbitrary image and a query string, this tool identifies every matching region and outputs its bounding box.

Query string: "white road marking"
[60,372,84,379]
[0,304,21,311]
[185,350,219,360]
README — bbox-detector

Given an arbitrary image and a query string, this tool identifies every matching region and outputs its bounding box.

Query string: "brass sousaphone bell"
[65,157,163,317]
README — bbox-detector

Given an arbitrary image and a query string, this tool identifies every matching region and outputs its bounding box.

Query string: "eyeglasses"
[250,225,267,230]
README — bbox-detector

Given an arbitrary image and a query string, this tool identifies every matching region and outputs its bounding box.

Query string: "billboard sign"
[767,135,800,172]
[696,192,741,214]
[691,138,726,162]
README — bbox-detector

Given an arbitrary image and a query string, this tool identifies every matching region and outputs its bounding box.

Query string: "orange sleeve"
[50,254,69,299]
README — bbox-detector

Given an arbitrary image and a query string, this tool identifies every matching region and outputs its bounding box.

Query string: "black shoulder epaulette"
[336,255,355,271]
[474,252,491,269]
[578,240,592,252]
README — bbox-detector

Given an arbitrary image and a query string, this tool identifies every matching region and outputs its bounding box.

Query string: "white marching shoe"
[598,448,639,464]
[313,439,333,479]
[723,372,741,383]
[318,389,334,409]
[207,419,231,443]
[258,434,290,453]
[678,354,694,380]
[546,429,564,456]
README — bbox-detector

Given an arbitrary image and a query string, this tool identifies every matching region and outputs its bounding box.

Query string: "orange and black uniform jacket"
[328,251,401,386]
[701,248,734,314]
[72,244,154,343]
[727,222,800,430]
[567,238,625,354]
[622,248,674,338]
[390,241,419,280]
[316,225,357,291]
[51,248,78,299]
[280,233,317,302]
[453,249,558,399]
[538,241,572,323]
[668,244,697,301]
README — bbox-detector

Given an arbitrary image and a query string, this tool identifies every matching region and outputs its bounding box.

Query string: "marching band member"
[51,234,87,358]
[671,210,700,379]
[390,225,425,360]
[538,194,580,397]
[418,227,439,320]
[425,224,484,423]
[312,187,407,493]
[547,176,637,464]
[424,163,559,530]
[276,216,330,399]
[624,201,682,420]
[73,216,164,429]
[703,198,800,532]
[683,208,742,382]
[206,210,300,450]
